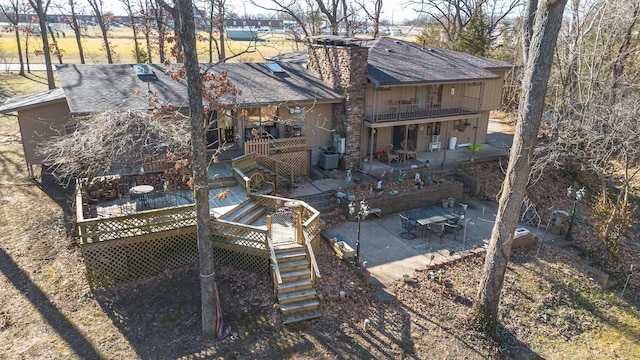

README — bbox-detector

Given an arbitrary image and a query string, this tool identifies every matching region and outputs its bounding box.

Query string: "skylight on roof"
[266,63,285,73]
[133,64,154,76]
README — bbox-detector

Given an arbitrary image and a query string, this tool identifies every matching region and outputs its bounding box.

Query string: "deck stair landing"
[217,199,320,324]
[274,245,320,324]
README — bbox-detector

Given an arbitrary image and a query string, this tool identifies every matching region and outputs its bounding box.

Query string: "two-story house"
[1,36,513,177]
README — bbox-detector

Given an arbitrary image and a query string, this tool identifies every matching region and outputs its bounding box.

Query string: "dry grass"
[1,73,639,359]
[0,27,299,64]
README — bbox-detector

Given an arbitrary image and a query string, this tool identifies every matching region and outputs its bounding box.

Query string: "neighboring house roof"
[56,63,343,114]
[271,37,516,87]
[0,88,66,114]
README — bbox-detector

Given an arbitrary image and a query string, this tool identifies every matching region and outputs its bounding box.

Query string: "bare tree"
[254,0,349,37]
[410,0,522,50]
[67,0,86,64]
[355,0,382,38]
[1,0,26,75]
[27,0,55,89]
[473,0,568,332]
[539,0,640,268]
[122,0,143,63]
[86,0,114,63]
[157,0,183,62]
[174,0,241,340]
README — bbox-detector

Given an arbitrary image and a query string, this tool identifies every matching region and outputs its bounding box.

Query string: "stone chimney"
[307,36,368,170]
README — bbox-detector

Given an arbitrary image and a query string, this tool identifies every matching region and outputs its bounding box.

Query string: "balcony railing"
[364,96,480,123]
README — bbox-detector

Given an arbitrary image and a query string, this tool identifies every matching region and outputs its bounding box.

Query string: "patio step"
[278,288,317,305]
[280,299,320,317]
[282,309,321,325]
[296,192,337,217]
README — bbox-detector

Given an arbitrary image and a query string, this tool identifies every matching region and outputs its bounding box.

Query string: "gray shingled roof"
[0,88,66,114]
[364,37,515,86]
[271,37,516,87]
[56,63,343,114]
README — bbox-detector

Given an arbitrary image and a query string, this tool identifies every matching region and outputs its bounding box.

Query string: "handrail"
[255,153,295,190]
[266,234,283,285]
[302,228,321,280]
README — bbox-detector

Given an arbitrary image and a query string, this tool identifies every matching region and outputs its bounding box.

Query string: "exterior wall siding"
[18,102,71,164]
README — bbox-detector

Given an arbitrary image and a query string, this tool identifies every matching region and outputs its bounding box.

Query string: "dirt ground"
[1,74,639,359]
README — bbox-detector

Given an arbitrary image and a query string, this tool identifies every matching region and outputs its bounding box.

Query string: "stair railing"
[266,215,283,297]
[302,228,321,284]
[254,153,295,192]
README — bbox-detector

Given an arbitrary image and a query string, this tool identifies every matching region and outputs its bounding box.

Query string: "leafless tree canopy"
[41,110,191,183]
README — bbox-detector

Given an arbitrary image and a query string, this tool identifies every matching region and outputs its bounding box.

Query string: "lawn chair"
[427,223,445,244]
[400,212,418,240]
[444,216,463,241]
[382,144,399,165]
[401,140,417,161]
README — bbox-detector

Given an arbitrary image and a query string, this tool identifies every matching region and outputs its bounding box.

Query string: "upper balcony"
[364,96,481,124]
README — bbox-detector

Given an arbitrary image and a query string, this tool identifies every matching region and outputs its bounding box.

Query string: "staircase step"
[279,298,320,316]
[278,278,313,294]
[218,199,253,220]
[278,259,309,272]
[275,250,307,263]
[281,269,311,283]
[242,207,267,225]
[228,203,261,223]
[282,309,321,325]
[278,288,317,305]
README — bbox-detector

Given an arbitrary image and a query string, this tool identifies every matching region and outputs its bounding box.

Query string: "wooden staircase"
[218,198,321,324]
[274,246,321,324]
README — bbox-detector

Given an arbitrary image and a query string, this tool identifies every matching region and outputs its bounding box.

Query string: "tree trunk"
[99,22,113,63]
[176,0,218,341]
[216,1,225,61]
[70,0,85,64]
[47,24,63,64]
[36,10,55,89]
[14,27,25,76]
[472,0,568,333]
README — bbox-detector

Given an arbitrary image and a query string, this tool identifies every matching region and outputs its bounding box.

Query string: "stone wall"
[339,181,464,216]
[307,42,368,170]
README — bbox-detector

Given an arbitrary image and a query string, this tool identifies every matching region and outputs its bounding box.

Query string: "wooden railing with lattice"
[76,204,197,244]
[254,154,295,190]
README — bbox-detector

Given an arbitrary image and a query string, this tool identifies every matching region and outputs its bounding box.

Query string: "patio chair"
[400,212,418,240]
[382,144,399,165]
[444,215,464,241]
[400,140,417,161]
[427,223,445,244]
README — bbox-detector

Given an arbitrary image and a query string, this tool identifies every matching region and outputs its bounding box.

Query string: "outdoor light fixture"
[349,198,370,267]
[565,186,586,241]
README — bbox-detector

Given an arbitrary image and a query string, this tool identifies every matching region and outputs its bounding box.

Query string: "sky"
[102,0,424,24]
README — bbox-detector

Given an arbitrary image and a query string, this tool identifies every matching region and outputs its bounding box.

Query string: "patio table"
[413,207,459,239]
[130,185,154,210]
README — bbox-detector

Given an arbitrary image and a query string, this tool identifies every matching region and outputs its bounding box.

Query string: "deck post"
[296,210,303,245]
[266,214,272,238]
